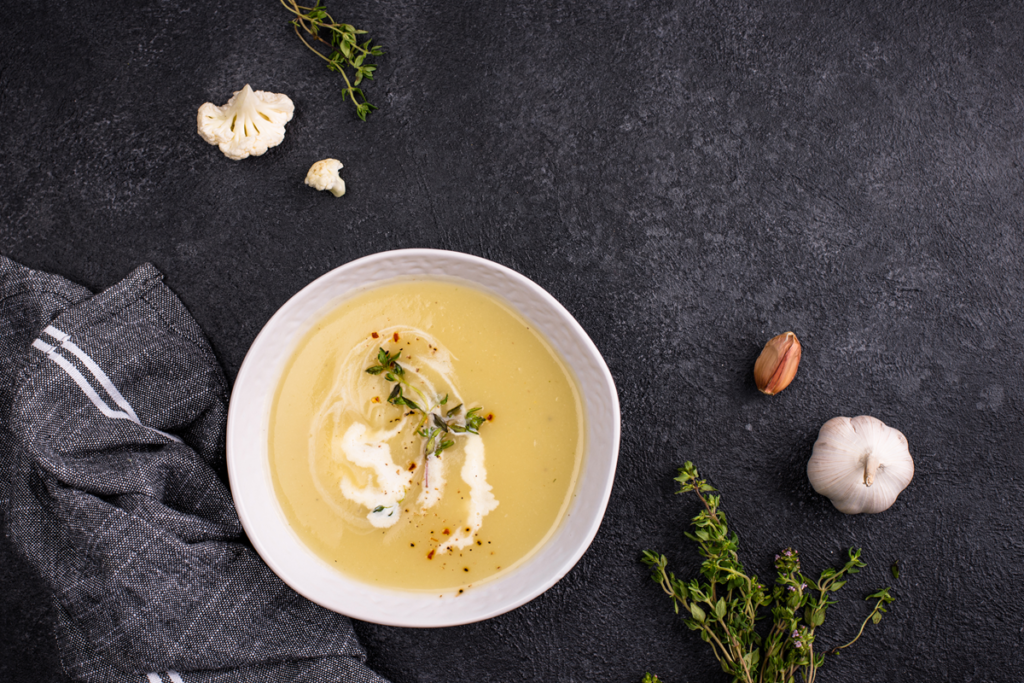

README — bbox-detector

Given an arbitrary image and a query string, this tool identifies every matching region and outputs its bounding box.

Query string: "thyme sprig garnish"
[641,462,896,683]
[279,0,383,120]
[366,346,486,458]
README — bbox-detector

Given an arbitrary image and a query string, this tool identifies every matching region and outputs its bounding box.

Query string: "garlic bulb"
[807,416,914,514]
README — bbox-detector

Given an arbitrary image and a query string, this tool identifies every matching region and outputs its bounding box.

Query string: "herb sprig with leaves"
[641,462,895,683]
[828,587,895,655]
[280,0,383,120]
[366,347,486,459]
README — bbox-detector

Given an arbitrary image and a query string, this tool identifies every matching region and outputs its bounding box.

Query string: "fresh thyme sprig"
[366,346,486,458]
[828,587,895,655]
[279,0,383,120]
[641,462,896,683]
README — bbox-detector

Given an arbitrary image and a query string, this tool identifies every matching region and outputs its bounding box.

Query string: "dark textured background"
[2,0,1023,681]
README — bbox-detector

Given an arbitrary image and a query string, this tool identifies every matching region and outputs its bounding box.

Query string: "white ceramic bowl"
[226,249,620,627]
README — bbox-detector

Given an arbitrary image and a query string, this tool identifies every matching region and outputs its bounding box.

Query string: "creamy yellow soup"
[269,279,584,591]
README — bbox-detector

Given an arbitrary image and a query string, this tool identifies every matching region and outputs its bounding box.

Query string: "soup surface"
[269,279,584,591]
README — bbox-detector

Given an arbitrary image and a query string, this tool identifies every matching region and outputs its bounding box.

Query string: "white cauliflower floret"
[197,84,294,160]
[305,159,346,197]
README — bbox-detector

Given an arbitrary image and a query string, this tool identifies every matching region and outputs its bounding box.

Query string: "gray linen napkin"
[0,256,389,683]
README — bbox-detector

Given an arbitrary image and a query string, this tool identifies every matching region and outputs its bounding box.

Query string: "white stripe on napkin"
[32,330,182,443]
[44,325,141,423]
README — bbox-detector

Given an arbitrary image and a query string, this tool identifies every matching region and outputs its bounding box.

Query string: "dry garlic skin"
[269,280,584,591]
[807,415,914,514]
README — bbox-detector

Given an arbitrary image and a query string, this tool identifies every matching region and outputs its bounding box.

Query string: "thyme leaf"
[464,406,486,434]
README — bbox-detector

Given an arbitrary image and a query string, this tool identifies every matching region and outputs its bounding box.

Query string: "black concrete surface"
[2,1,1023,681]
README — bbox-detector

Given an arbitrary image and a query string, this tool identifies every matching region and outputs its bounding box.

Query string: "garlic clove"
[807,416,914,514]
[754,331,802,395]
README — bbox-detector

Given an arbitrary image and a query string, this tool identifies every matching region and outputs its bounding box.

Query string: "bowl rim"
[226,248,620,627]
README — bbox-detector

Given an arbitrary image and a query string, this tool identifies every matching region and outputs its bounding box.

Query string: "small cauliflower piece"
[197,84,294,160]
[305,159,346,197]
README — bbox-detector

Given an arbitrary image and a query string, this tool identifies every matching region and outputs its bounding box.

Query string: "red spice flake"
[371,396,381,403]
[408,462,417,471]
[486,414,494,421]
[393,332,400,342]
[443,528,451,536]
[371,332,379,339]
[427,549,436,560]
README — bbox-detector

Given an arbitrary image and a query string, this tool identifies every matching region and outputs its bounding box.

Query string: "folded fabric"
[0,256,389,683]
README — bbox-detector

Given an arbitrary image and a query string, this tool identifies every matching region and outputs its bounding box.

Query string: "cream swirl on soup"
[309,326,498,553]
